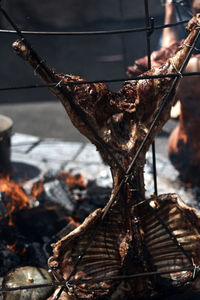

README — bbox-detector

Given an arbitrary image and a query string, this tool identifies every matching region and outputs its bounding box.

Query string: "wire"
[0,71,200,93]
[0,265,198,293]
[0,20,189,36]
[144,0,158,196]
[0,2,200,299]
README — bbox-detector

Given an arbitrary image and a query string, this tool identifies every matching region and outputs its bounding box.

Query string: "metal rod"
[1,71,200,93]
[144,0,158,196]
[0,20,189,36]
[0,265,197,293]
[0,4,199,297]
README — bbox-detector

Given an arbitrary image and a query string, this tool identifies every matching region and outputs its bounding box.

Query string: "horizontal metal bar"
[0,20,188,36]
[0,71,200,93]
[0,265,197,293]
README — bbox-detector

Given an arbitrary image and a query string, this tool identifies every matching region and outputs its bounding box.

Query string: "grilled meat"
[126,24,200,186]
[12,14,200,299]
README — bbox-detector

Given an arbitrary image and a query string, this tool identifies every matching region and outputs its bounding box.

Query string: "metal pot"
[0,115,13,175]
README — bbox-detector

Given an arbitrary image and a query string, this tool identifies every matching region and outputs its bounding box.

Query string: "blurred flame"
[7,242,26,255]
[61,171,86,189]
[31,181,44,200]
[0,175,29,225]
[6,242,17,251]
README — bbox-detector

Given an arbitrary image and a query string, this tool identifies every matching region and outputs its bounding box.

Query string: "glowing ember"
[7,241,26,255]
[0,175,29,225]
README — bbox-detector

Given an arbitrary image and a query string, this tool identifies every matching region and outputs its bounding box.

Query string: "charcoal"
[53,220,77,240]
[43,169,61,183]
[43,221,77,257]
[25,242,48,268]
[0,246,20,276]
[13,205,68,243]
[43,178,75,214]
[0,192,6,217]
[76,200,97,221]
[86,180,111,207]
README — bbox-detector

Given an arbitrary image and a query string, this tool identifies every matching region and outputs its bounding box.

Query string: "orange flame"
[0,175,29,225]
[60,171,86,189]
[7,242,26,255]
[31,181,44,200]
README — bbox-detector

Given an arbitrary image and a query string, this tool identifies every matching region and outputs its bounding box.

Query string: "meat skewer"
[12,14,200,299]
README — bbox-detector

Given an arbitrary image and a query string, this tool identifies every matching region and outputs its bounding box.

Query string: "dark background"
[0,1,167,141]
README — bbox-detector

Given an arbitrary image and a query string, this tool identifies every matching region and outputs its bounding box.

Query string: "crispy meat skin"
[12,14,200,299]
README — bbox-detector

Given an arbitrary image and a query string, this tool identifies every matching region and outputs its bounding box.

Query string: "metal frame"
[0,0,200,298]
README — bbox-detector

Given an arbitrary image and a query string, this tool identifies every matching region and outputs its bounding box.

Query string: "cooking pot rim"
[0,114,13,138]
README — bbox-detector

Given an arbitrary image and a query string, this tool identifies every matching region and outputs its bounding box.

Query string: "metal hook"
[65,281,74,294]
[56,75,66,88]
[147,17,155,36]
[34,60,44,76]
[192,259,200,279]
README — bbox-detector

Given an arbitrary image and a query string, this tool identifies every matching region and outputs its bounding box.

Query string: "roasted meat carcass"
[127,29,200,186]
[12,14,200,299]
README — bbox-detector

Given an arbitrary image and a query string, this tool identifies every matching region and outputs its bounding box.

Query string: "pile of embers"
[0,170,111,277]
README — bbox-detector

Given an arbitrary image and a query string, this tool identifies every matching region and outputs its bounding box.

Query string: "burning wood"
[12,14,200,299]
[0,175,29,225]
[0,170,87,276]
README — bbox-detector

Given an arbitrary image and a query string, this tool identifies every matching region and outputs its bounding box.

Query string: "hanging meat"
[12,14,200,299]
[127,31,200,186]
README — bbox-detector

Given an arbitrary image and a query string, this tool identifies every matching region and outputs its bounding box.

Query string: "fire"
[61,171,86,189]
[0,175,29,225]
[7,242,26,255]
[31,181,44,200]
